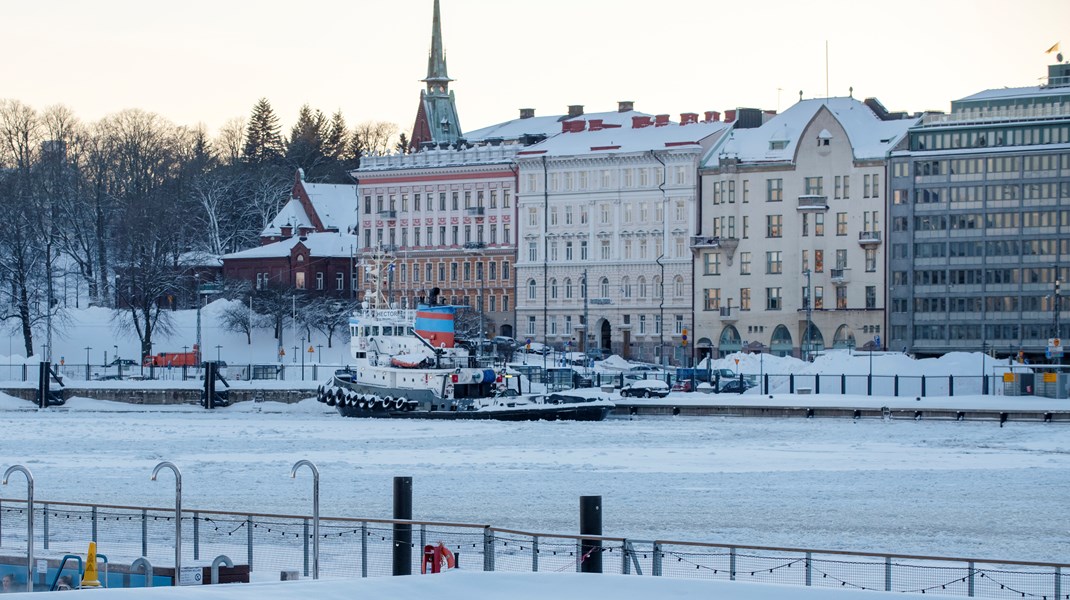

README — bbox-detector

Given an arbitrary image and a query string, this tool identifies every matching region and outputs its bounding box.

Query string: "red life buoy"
[421,543,456,574]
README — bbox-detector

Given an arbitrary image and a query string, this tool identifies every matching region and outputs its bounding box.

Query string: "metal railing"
[0,499,1064,598]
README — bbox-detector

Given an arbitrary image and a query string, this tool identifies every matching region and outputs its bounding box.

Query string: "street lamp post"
[316,345,323,363]
[804,269,813,362]
[150,462,182,580]
[85,346,91,381]
[194,274,202,369]
[215,345,222,362]
[2,465,34,593]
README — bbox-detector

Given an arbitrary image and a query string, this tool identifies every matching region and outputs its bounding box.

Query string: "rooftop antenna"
[825,40,830,102]
[777,87,783,112]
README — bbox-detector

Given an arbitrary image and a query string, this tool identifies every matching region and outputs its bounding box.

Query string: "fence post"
[303,518,309,577]
[968,560,975,597]
[141,509,148,557]
[894,375,899,396]
[532,535,539,572]
[730,546,737,580]
[42,503,48,551]
[91,505,98,543]
[815,375,821,394]
[579,495,602,574]
[1055,566,1061,600]
[575,539,582,573]
[841,374,846,394]
[0,498,3,547]
[483,526,495,571]
[949,375,955,397]
[246,515,253,571]
[763,374,769,395]
[805,551,812,586]
[884,556,892,591]
[867,374,873,396]
[360,522,368,578]
[393,476,413,576]
[420,523,426,553]
[622,538,629,575]
[921,375,927,397]
[652,543,662,576]
[789,373,795,394]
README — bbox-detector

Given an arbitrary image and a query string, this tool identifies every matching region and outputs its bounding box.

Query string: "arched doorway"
[500,324,513,338]
[833,324,856,349]
[718,326,742,355]
[697,337,714,362]
[801,324,825,359]
[600,320,612,355]
[770,325,793,357]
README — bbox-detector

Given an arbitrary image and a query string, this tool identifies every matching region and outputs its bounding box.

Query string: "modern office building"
[695,99,916,359]
[887,62,1070,358]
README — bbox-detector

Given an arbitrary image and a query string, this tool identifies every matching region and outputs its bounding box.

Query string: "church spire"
[422,0,452,90]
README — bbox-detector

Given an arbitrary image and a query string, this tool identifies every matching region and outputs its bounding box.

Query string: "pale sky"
[5,0,1068,138]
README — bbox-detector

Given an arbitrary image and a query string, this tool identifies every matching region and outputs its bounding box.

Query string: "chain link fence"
[0,499,1065,598]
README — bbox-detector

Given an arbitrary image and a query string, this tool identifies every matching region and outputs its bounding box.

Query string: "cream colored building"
[516,111,729,363]
[694,98,916,358]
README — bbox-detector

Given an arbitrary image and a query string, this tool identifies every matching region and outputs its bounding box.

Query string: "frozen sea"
[1,397,1066,564]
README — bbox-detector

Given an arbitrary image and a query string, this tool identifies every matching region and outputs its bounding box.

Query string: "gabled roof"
[261,176,358,237]
[516,119,729,158]
[225,232,360,260]
[702,97,918,168]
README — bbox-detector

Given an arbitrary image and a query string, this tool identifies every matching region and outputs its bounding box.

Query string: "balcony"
[381,244,399,254]
[463,241,486,253]
[718,307,738,323]
[378,210,397,220]
[690,235,739,263]
[858,231,882,246]
[797,195,829,211]
[465,206,485,217]
[590,298,612,305]
[830,268,851,285]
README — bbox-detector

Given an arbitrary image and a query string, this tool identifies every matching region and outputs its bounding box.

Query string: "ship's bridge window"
[370,326,380,336]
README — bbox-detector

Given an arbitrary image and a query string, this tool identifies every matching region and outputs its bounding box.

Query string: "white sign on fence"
[179,566,202,586]
[1049,338,1063,357]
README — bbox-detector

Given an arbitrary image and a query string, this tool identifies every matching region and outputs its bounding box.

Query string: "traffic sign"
[1048,338,1063,357]
[874,335,881,348]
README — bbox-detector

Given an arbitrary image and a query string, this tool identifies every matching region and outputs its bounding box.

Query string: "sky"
[5,0,1069,139]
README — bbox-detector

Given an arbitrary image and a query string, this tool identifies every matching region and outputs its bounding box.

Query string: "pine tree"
[395,132,410,155]
[324,110,348,160]
[242,98,284,165]
[285,104,327,178]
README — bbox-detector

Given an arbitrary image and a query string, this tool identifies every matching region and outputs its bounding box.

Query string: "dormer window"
[817,129,833,146]
[769,140,788,150]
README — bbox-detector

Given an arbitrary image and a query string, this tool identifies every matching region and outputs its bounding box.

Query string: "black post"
[393,476,413,576]
[579,495,602,573]
[203,362,215,409]
[894,375,899,396]
[921,375,927,397]
[38,361,50,408]
[789,373,795,394]
[949,375,954,397]
[815,374,821,394]
[841,373,846,394]
[763,373,769,395]
[867,374,873,396]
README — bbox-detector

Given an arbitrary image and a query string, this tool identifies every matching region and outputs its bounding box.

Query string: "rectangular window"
[704,253,721,276]
[834,176,842,199]
[766,287,782,310]
[865,285,877,309]
[843,175,850,198]
[601,240,610,260]
[865,248,877,272]
[836,212,847,236]
[836,286,847,310]
[580,241,588,260]
[742,180,750,203]
[740,252,751,275]
[805,177,823,195]
[528,208,538,227]
[836,249,847,269]
[565,242,573,261]
[740,288,751,310]
[815,213,824,236]
[527,316,536,335]
[528,242,537,262]
[766,251,783,274]
[766,214,783,238]
[336,272,345,290]
[814,286,824,309]
[704,288,721,311]
[767,178,783,202]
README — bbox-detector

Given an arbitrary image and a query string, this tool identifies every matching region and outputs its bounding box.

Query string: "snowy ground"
[0,395,1066,564]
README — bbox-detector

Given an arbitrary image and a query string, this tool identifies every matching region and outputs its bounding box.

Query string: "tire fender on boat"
[394,397,407,410]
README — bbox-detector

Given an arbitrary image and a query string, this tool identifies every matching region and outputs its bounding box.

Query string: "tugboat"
[315,254,612,421]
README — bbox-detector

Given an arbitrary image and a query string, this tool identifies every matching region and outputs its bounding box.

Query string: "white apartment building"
[694,98,916,358]
[516,111,729,363]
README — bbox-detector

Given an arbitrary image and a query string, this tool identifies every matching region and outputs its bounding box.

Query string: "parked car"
[492,336,517,348]
[671,379,694,393]
[716,379,754,394]
[627,363,662,372]
[522,341,550,355]
[620,379,671,398]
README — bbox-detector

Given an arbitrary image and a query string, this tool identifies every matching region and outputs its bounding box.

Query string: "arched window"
[673,275,685,298]
[637,276,647,298]
[653,276,663,299]
[718,326,742,352]
[564,278,573,299]
[527,279,537,300]
[621,276,631,298]
[549,278,558,299]
[770,325,793,357]
[600,277,609,298]
[833,324,856,349]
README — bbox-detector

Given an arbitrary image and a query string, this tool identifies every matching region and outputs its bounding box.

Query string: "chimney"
[654,114,670,127]
[680,112,699,125]
[632,115,654,129]
[519,108,535,119]
[281,225,293,238]
[588,119,604,131]
[724,109,737,123]
[703,111,721,122]
[618,100,634,112]
[567,104,584,118]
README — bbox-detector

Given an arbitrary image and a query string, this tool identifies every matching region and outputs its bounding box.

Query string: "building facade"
[515,111,728,363]
[888,63,1070,358]
[695,99,915,359]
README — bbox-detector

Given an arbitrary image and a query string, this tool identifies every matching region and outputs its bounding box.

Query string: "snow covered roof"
[517,120,729,158]
[177,250,223,268]
[261,180,358,237]
[703,97,918,168]
[224,232,359,260]
[955,84,1070,103]
[464,110,652,143]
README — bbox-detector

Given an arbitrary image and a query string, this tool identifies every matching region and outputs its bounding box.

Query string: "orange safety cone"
[81,542,102,588]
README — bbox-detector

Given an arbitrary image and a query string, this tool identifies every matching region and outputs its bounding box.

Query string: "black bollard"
[393,477,413,576]
[579,496,602,573]
[38,361,50,408]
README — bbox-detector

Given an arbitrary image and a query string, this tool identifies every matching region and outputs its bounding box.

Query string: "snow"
[2,569,944,600]
[1,305,1068,598]
[222,231,359,260]
[703,97,918,167]
[464,109,654,143]
[522,120,728,157]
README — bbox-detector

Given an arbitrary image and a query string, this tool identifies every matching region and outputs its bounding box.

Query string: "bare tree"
[304,296,359,348]
[351,121,399,157]
[215,116,246,166]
